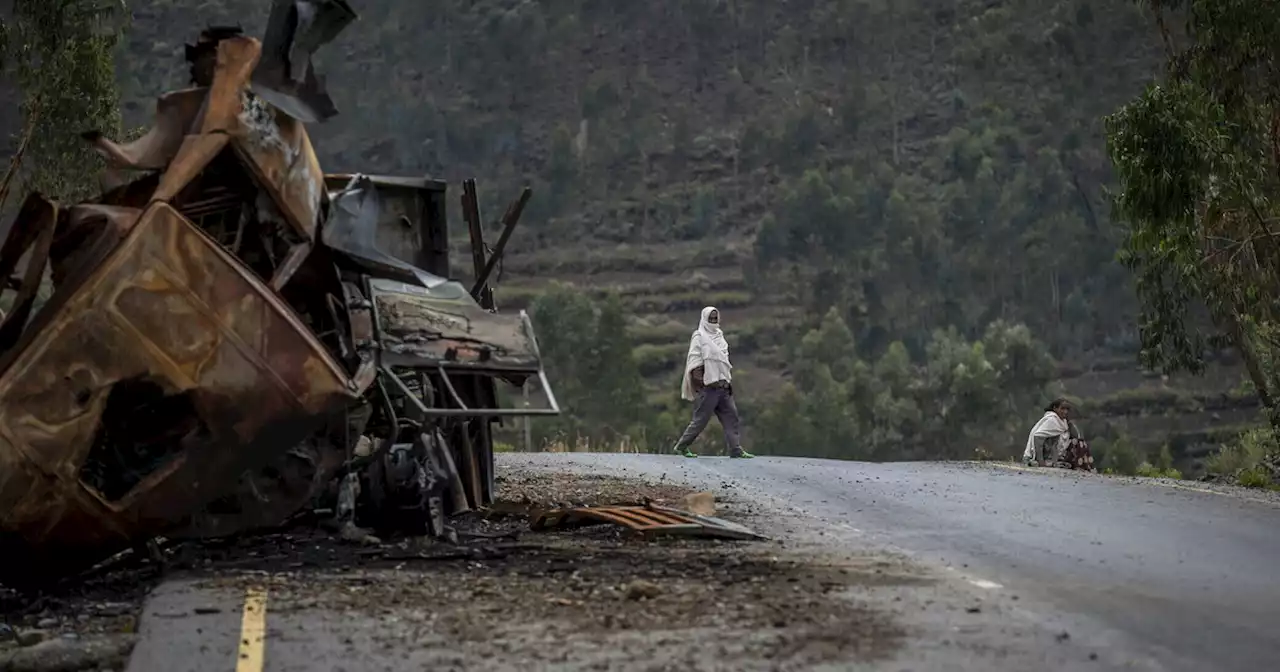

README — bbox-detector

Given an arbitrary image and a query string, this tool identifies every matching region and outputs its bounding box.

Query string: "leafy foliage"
[754,309,1058,460]
[1098,433,1143,475]
[1207,426,1277,485]
[528,284,647,447]
[1106,0,1280,420]
[1,0,126,202]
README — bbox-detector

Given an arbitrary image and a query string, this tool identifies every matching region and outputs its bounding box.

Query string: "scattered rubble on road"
[0,634,135,672]
[198,538,908,670]
[183,466,910,671]
[489,471,698,512]
[0,471,804,670]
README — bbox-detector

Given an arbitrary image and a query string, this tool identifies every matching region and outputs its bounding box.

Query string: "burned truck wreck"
[0,1,557,586]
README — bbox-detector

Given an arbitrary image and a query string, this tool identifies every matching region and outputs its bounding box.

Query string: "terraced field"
[1066,358,1258,476]
[456,225,1260,474]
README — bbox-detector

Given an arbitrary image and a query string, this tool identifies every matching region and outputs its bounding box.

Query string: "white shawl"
[1023,410,1069,461]
[681,306,732,401]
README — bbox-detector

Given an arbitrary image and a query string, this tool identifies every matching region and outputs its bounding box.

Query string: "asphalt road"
[497,454,1280,672]
[124,455,1280,671]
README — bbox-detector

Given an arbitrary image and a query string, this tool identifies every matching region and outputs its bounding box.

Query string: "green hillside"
[5,0,1256,468]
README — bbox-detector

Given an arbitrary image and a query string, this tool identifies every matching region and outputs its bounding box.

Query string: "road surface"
[503,454,1280,672]
[125,455,1280,671]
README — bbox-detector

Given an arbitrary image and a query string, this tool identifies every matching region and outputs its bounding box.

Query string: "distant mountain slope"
[105,0,1249,463]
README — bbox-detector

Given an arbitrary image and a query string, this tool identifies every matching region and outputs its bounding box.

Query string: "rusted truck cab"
[317,173,554,531]
[0,2,555,586]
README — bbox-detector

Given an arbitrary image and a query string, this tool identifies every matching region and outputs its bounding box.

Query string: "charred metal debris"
[530,504,767,542]
[0,0,560,587]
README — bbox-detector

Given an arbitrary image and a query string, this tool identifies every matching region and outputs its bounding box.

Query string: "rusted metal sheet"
[0,194,57,353]
[253,0,358,123]
[231,104,325,243]
[0,202,356,583]
[83,89,208,171]
[97,34,325,244]
[369,278,542,372]
[529,505,767,541]
[324,175,447,288]
[323,174,450,277]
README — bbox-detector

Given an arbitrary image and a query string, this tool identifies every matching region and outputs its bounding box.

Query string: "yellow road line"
[236,587,268,672]
[983,461,1279,507]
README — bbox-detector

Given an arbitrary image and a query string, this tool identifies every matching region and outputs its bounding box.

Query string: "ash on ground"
[1,471,908,671]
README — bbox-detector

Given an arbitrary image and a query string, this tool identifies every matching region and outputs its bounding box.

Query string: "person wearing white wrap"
[672,306,754,459]
[1023,397,1071,466]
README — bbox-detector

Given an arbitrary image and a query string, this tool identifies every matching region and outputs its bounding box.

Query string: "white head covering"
[1022,409,1070,462]
[681,306,732,400]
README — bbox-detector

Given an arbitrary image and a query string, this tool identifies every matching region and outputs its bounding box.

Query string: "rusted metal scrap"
[530,505,767,541]
[0,1,557,586]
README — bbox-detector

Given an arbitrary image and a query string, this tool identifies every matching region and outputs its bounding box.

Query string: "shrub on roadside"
[1135,462,1183,480]
[1099,434,1142,475]
[1237,466,1273,489]
[1206,427,1274,476]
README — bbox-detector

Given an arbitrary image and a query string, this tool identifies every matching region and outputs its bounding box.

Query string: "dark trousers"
[673,386,742,455]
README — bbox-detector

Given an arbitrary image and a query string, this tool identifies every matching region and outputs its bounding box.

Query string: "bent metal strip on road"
[236,587,268,672]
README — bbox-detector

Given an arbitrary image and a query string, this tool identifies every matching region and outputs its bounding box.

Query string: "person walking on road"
[672,306,754,459]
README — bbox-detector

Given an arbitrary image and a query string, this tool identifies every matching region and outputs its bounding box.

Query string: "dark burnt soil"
[0,469,700,615]
[199,530,916,670]
[491,469,702,511]
[0,471,914,670]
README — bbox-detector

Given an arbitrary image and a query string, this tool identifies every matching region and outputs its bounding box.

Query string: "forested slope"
[115,0,1157,349]
[28,0,1259,466]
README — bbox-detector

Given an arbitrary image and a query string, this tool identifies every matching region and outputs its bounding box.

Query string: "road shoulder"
[979,460,1280,507]
[117,464,907,671]
[109,453,1165,671]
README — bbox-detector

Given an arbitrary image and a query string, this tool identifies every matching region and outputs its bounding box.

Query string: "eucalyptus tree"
[1106,0,1280,421]
[1,0,126,204]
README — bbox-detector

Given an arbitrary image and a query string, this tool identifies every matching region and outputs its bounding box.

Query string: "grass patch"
[1237,466,1273,489]
[505,241,743,276]
[1135,463,1183,480]
[1206,427,1273,476]
[1083,387,1260,417]
[634,342,687,377]
[629,317,689,345]
[627,289,752,314]
[1207,427,1279,489]
[1096,434,1143,475]
[493,283,544,308]
[1084,388,1202,416]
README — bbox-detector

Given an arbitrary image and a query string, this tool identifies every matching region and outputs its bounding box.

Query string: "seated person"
[1060,421,1096,472]
[1023,398,1070,466]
